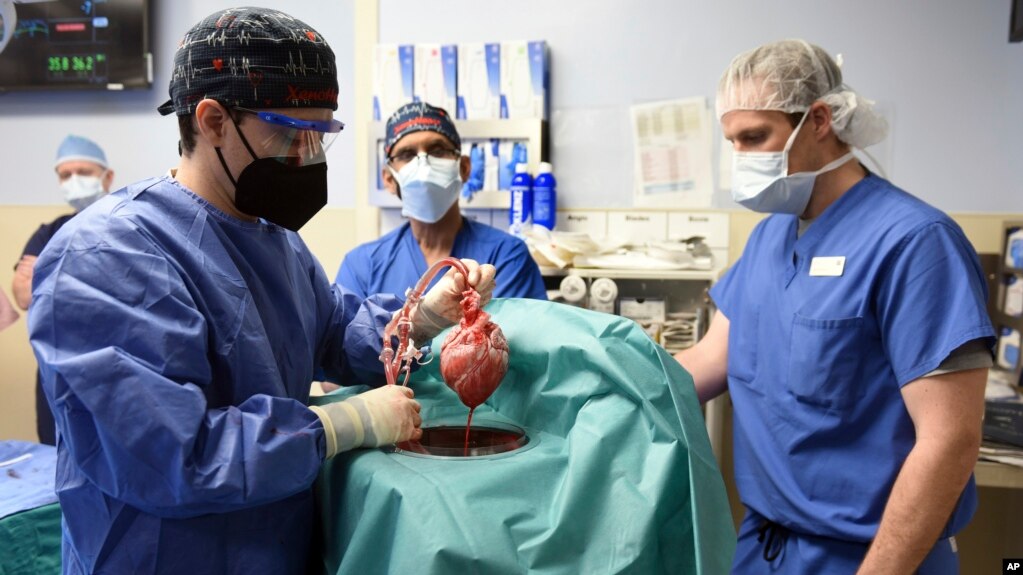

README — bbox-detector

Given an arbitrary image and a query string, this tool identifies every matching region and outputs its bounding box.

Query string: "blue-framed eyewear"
[234,106,345,134]
[233,106,344,162]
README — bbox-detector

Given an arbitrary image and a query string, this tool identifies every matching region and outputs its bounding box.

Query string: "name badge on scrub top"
[809,256,845,277]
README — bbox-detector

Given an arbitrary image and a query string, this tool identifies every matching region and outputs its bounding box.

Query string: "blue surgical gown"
[711,175,994,549]
[28,177,401,575]
[336,218,548,300]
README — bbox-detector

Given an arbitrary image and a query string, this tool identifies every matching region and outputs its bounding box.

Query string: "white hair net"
[716,39,888,149]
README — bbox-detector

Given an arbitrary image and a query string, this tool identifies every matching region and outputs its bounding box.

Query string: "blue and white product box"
[457,43,501,119]
[1007,227,1023,269]
[997,326,1021,371]
[414,44,457,114]
[373,44,414,121]
[500,40,549,119]
[1005,275,1023,317]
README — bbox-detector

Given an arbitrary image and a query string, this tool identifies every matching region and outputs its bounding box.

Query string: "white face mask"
[61,173,106,212]
[389,155,461,224]
[731,112,854,215]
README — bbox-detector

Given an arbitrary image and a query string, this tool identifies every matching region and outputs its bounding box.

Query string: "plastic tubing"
[381,257,471,386]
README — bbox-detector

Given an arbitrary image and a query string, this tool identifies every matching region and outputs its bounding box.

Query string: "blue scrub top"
[28,177,402,575]
[710,174,994,543]
[336,218,547,301]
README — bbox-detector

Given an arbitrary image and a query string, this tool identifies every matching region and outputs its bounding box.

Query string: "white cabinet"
[541,266,720,352]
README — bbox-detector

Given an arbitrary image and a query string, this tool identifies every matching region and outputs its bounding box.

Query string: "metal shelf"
[539,266,724,281]
[994,311,1023,329]
[459,190,510,210]
[979,222,1023,489]
[975,460,1023,489]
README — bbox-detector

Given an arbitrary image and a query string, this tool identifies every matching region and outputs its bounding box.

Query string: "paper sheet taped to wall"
[631,97,713,208]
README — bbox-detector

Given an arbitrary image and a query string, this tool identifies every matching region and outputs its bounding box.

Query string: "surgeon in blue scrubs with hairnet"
[28,8,494,575]
[675,40,994,574]
[336,101,546,301]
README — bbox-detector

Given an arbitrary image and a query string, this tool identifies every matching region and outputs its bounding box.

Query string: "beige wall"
[1,206,69,441]
[2,206,1020,442]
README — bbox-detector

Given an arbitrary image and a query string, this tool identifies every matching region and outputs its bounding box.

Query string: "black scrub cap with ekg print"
[157,7,338,116]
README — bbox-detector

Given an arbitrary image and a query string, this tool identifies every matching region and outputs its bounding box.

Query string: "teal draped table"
[311,299,736,574]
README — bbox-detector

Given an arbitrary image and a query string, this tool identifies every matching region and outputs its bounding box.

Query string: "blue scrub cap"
[384,102,461,155]
[55,135,108,169]
[157,7,338,116]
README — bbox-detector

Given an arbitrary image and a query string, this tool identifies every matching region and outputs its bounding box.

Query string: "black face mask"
[215,114,328,232]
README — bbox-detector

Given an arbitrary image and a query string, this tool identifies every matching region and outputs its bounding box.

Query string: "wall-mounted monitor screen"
[1013,0,1023,42]
[0,0,151,92]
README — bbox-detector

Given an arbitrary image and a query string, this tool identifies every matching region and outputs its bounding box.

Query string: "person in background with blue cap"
[336,101,546,302]
[675,40,993,574]
[12,134,114,446]
[27,8,494,574]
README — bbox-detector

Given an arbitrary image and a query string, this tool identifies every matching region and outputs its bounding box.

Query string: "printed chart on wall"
[631,97,713,208]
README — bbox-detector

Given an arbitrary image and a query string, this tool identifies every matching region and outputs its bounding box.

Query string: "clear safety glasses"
[233,106,345,165]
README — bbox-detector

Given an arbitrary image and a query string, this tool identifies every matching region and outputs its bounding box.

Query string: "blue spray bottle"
[532,162,556,230]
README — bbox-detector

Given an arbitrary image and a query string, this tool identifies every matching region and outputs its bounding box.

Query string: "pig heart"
[439,290,509,409]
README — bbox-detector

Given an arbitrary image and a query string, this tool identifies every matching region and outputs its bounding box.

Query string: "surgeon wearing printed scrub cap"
[27,7,495,574]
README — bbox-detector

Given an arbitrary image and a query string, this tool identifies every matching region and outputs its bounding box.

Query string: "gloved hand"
[309,385,422,458]
[411,259,497,342]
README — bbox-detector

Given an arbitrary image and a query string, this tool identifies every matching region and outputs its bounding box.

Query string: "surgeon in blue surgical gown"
[27,8,494,575]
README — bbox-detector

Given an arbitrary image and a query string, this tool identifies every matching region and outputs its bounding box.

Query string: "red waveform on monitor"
[55,23,87,33]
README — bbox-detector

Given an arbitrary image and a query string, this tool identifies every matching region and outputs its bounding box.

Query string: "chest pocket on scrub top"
[787,314,867,408]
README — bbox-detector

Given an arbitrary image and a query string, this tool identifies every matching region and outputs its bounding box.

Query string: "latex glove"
[309,385,422,458]
[411,259,496,341]
[460,144,485,202]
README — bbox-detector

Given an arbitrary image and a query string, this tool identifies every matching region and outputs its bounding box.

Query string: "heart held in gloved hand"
[439,289,509,409]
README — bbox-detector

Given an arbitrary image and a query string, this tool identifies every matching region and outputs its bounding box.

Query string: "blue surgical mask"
[390,155,461,224]
[62,173,106,212]
[731,112,854,215]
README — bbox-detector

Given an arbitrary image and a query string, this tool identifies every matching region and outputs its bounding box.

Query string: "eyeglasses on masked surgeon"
[387,144,460,169]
